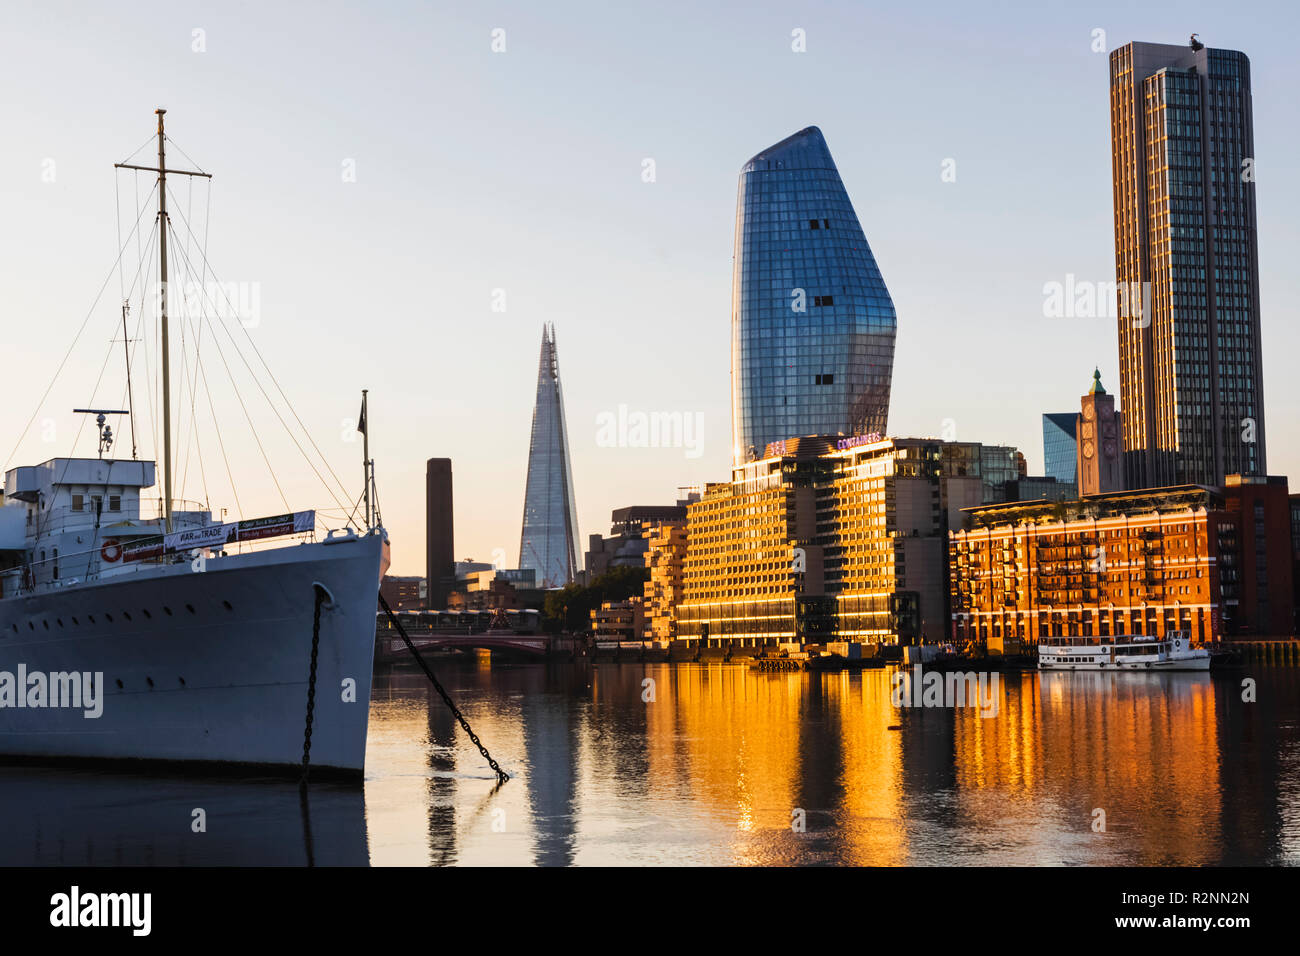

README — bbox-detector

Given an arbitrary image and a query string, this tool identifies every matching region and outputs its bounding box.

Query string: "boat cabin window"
[108,495,121,512]
[72,494,85,512]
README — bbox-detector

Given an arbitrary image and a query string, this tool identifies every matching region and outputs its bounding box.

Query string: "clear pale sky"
[2,0,1297,576]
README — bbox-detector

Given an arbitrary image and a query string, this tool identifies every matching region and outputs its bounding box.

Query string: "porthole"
[27,622,34,631]
[163,607,173,617]
[185,604,196,615]
[178,677,186,686]
[71,617,79,626]
[56,619,63,628]
[115,679,123,689]
[42,620,48,630]
[88,615,96,624]
[123,612,132,622]
[222,600,233,611]
[105,613,113,623]
[145,677,154,688]
[142,609,152,620]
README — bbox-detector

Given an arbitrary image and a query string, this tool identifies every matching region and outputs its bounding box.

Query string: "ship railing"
[20,501,214,539]
[0,512,351,599]
[139,499,216,522]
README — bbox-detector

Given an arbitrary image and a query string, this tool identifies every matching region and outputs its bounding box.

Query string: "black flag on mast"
[357,395,367,436]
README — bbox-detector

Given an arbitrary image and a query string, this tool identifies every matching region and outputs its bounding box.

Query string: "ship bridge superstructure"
[0,457,213,595]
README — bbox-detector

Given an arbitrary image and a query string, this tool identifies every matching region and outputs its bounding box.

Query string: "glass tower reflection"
[730,126,897,464]
[519,323,581,587]
[1042,412,1078,483]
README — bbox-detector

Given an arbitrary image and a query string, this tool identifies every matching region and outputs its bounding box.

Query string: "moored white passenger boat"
[1038,631,1210,671]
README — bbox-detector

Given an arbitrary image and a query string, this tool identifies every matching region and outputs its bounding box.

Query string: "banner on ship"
[234,511,314,542]
[121,540,164,563]
[166,523,234,552]
[124,510,315,562]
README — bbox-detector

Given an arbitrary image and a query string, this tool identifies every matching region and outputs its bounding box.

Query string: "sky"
[1,0,1298,576]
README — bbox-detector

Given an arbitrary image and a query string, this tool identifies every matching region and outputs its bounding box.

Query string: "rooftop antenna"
[73,409,130,459]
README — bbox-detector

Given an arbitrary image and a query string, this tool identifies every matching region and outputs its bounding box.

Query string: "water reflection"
[0,767,367,865]
[1,662,1297,865]
[381,662,1296,866]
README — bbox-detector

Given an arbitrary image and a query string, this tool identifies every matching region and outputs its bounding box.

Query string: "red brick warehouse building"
[950,476,1293,647]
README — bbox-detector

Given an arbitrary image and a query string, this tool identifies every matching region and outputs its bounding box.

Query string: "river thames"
[2,661,1297,866]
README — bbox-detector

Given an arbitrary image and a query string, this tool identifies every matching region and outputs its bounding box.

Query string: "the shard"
[518,323,581,587]
[730,126,897,464]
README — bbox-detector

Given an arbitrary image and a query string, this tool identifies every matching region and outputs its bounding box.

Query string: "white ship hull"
[1039,655,1211,672]
[0,533,383,778]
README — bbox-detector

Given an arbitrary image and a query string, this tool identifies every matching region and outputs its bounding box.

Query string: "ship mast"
[115,109,211,532]
[361,389,370,528]
[156,111,173,530]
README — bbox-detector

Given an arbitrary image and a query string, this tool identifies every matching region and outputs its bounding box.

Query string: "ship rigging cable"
[115,165,163,459]
[40,220,162,543]
[1,181,159,474]
[162,180,356,509]
[175,179,215,510]
[28,168,164,549]
[162,189,355,515]
[138,183,241,517]
[176,317,211,512]
[113,169,138,459]
[162,220,291,514]
[9,138,361,536]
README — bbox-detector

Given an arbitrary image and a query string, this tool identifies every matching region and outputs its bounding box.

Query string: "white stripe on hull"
[0,534,382,775]
[1039,659,1211,672]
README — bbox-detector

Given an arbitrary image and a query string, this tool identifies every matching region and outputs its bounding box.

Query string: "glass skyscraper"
[1110,40,1266,488]
[519,323,581,587]
[1042,413,1078,484]
[730,126,897,465]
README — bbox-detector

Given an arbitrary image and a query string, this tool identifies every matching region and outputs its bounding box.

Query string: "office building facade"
[380,575,426,612]
[590,599,647,643]
[677,436,1022,647]
[1110,39,1266,487]
[643,520,687,643]
[730,126,897,465]
[950,476,1293,647]
[583,504,688,580]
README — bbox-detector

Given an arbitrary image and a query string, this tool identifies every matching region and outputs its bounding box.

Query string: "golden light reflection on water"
[947,671,1226,864]
[361,662,1299,866]
[4,661,1287,866]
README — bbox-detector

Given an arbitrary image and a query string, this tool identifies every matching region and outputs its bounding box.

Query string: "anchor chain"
[378,594,509,785]
[300,584,326,785]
